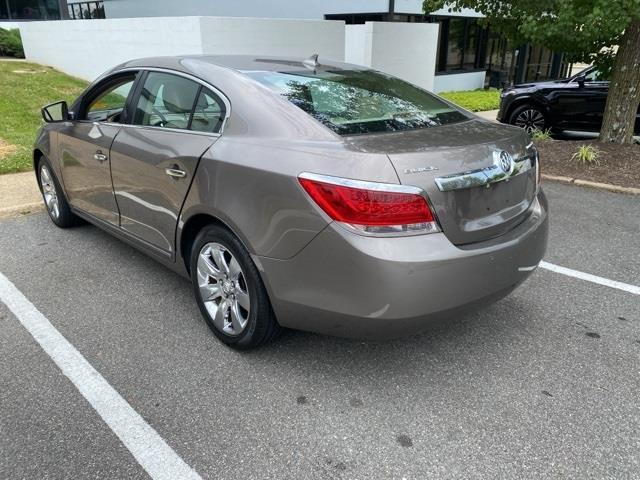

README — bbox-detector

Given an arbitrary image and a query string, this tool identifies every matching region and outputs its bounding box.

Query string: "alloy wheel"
[40,165,60,220]
[514,108,546,132]
[196,242,251,336]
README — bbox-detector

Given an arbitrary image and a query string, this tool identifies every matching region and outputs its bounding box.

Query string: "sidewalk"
[475,109,499,122]
[0,171,43,219]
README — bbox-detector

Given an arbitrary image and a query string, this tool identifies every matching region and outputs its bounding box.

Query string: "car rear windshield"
[246,69,469,135]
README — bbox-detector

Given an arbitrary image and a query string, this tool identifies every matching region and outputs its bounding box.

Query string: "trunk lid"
[345,119,538,245]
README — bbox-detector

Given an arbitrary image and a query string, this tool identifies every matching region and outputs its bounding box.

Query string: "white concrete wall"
[198,17,344,58]
[19,16,345,81]
[433,71,486,93]
[345,22,439,91]
[0,21,23,30]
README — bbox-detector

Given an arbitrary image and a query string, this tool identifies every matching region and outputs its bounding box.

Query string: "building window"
[3,0,61,20]
[433,17,485,73]
[67,1,104,19]
[324,13,386,24]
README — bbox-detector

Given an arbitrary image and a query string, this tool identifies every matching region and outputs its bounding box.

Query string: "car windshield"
[246,69,469,135]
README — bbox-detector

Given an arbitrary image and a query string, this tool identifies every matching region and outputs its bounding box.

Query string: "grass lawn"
[0,61,88,174]
[439,89,501,113]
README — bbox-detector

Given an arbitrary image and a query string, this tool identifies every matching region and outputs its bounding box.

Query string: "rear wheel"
[509,104,548,133]
[190,224,281,349]
[37,158,78,228]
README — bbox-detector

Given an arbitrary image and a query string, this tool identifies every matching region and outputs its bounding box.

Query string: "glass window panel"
[85,78,135,122]
[248,69,468,135]
[190,89,226,133]
[133,72,200,130]
[8,0,60,20]
[445,19,465,70]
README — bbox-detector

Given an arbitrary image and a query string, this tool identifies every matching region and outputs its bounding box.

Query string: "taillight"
[298,173,440,235]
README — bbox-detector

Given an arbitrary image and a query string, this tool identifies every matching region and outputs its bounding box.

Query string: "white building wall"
[102,0,483,19]
[345,22,439,92]
[104,0,390,20]
[433,70,486,93]
[19,16,345,81]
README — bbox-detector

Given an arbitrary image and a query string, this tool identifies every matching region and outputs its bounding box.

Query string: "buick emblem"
[495,150,514,175]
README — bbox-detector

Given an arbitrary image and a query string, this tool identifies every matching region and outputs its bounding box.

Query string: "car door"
[551,68,609,131]
[109,70,227,256]
[58,72,139,225]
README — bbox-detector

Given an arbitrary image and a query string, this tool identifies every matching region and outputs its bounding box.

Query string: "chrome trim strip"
[434,156,533,192]
[298,172,424,196]
[118,123,222,138]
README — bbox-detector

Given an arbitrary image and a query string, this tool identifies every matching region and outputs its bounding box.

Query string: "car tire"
[37,157,79,228]
[508,104,548,132]
[190,224,281,350]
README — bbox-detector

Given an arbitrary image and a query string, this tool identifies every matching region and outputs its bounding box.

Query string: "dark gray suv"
[35,55,548,349]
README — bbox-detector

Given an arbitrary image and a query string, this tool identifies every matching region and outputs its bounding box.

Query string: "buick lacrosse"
[35,55,548,349]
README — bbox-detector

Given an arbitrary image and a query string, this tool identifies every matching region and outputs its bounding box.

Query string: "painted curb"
[542,174,640,195]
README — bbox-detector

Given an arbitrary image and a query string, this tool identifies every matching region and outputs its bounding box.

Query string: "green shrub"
[439,89,501,112]
[531,128,552,140]
[0,28,24,58]
[571,144,600,165]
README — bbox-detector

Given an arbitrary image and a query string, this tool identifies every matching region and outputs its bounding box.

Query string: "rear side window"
[132,72,226,133]
[133,72,199,130]
[190,88,226,133]
[247,69,468,135]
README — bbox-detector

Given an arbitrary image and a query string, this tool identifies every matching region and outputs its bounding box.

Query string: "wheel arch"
[505,97,550,124]
[179,212,253,275]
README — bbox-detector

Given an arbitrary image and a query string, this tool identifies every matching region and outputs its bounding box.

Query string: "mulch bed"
[534,139,640,189]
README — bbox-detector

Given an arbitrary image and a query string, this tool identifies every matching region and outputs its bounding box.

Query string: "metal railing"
[67,1,104,20]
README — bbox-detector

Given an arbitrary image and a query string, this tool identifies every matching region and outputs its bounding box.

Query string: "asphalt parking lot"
[1,181,639,479]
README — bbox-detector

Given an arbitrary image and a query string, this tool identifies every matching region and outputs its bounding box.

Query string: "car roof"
[115,54,367,75]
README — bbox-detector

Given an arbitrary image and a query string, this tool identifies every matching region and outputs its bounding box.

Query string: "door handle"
[94,152,107,162]
[165,167,187,179]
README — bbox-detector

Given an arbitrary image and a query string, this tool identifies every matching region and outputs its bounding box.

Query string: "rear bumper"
[256,190,548,339]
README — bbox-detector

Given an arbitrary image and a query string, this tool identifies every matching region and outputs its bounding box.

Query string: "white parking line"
[540,261,640,295]
[0,272,202,480]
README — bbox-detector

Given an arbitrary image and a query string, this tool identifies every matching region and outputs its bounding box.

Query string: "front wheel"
[509,105,548,133]
[37,158,79,228]
[190,224,281,350]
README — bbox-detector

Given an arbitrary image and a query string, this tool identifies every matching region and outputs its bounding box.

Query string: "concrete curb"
[542,174,640,195]
[0,202,45,219]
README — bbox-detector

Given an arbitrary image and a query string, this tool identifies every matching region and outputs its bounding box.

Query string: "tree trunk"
[599,20,640,144]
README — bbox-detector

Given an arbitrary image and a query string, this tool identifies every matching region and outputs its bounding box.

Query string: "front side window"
[133,72,200,130]
[84,77,135,123]
[584,69,609,83]
[247,70,468,135]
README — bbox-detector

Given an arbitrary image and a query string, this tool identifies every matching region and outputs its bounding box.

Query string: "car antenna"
[303,53,320,72]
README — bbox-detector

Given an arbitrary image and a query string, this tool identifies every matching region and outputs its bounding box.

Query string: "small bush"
[0,28,24,58]
[439,89,501,112]
[571,144,600,165]
[531,129,552,141]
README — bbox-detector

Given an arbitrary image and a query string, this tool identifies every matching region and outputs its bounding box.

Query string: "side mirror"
[41,101,69,123]
[575,75,586,88]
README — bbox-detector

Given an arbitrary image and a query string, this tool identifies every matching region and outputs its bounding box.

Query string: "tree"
[424,0,640,144]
